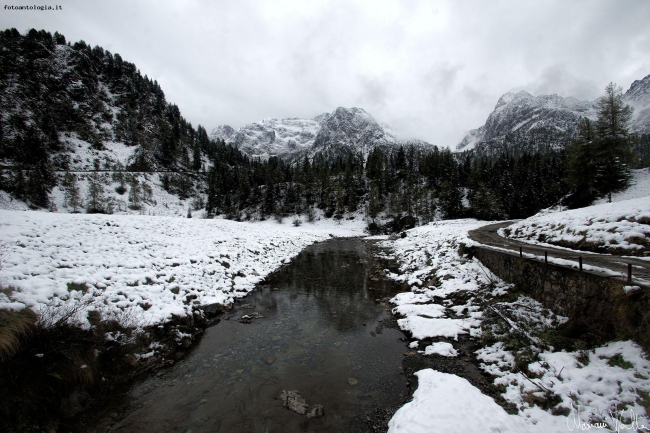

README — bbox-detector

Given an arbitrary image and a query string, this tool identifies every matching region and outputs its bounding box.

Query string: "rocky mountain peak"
[495,92,515,110]
[312,107,386,157]
[457,73,650,155]
[457,90,598,154]
[625,74,650,134]
[211,107,431,162]
[625,74,650,104]
[211,125,235,141]
[313,112,330,124]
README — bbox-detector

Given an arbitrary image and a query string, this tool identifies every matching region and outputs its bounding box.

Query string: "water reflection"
[83,238,408,433]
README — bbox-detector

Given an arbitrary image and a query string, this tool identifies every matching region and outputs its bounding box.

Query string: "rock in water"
[280,390,308,415]
[238,315,252,324]
[307,404,324,419]
[199,302,225,318]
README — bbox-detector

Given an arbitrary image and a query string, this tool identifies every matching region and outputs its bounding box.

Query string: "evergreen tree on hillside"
[566,83,633,206]
[439,180,463,219]
[86,172,106,213]
[566,118,598,208]
[128,176,142,210]
[594,82,634,202]
[61,172,81,212]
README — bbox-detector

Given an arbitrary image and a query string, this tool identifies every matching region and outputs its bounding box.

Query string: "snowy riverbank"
[0,210,366,327]
[382,219,650,433]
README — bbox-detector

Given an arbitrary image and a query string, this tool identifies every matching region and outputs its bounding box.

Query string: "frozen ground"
[0,210,365,327]
[382,219,650,433]
[594,168,650,204]
[501,169,650,255]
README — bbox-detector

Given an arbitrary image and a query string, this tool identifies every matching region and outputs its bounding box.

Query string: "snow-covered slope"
[457,73,650,155]
[0,29,211,212]
[501,169,650,255]
[503,196,650,255]
[0,131,204,217]
[211,107,433,161]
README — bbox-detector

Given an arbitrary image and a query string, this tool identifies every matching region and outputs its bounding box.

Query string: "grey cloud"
[358,76,390,106]
[530,65,601,101]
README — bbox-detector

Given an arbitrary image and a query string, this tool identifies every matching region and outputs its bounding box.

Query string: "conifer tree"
[25,162,55,208]
[86,172,106,213]
[594,82,633,202]
[62,172,81,212]
[367,184,382,222]
[566,118,598,208]
[566,83,634,206]
[128,176,142,210]
[439,180,463,219]
[13,169,26,200]
[112,162,127,194]
[334,179,344,222]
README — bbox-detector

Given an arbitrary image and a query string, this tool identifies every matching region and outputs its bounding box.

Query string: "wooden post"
[628,263,632,284]
[579,256,582,272]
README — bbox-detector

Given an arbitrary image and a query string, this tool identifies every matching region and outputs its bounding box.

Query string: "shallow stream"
[79,238,409,432]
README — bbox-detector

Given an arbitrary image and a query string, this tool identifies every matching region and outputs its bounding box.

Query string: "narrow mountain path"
[468,221,650,286]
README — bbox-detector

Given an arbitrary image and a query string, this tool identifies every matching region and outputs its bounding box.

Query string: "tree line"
[201,142,570,231]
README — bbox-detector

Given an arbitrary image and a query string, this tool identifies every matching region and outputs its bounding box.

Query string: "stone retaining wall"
[469,246,650,352]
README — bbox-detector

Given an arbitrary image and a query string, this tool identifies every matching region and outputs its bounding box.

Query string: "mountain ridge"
[211,107,434,161]
[456,74,650,155]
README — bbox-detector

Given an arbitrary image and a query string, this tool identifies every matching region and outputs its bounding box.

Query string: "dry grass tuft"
[0,309,36,360]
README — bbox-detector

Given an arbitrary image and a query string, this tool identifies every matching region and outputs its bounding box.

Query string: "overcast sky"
[2,0,649,147]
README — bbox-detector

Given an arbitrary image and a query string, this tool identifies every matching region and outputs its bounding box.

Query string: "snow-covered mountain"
[211,117,321,160]
[456,91,597,155]
[456,74,650,155]
[625,74,650,135]
[211,107,432,161]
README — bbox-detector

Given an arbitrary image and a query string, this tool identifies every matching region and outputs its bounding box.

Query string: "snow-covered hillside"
[501,169,650,255]
[502,197,650,255]
[0,29,214,215]
[0,211,365,327]
[0,133,203,218]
